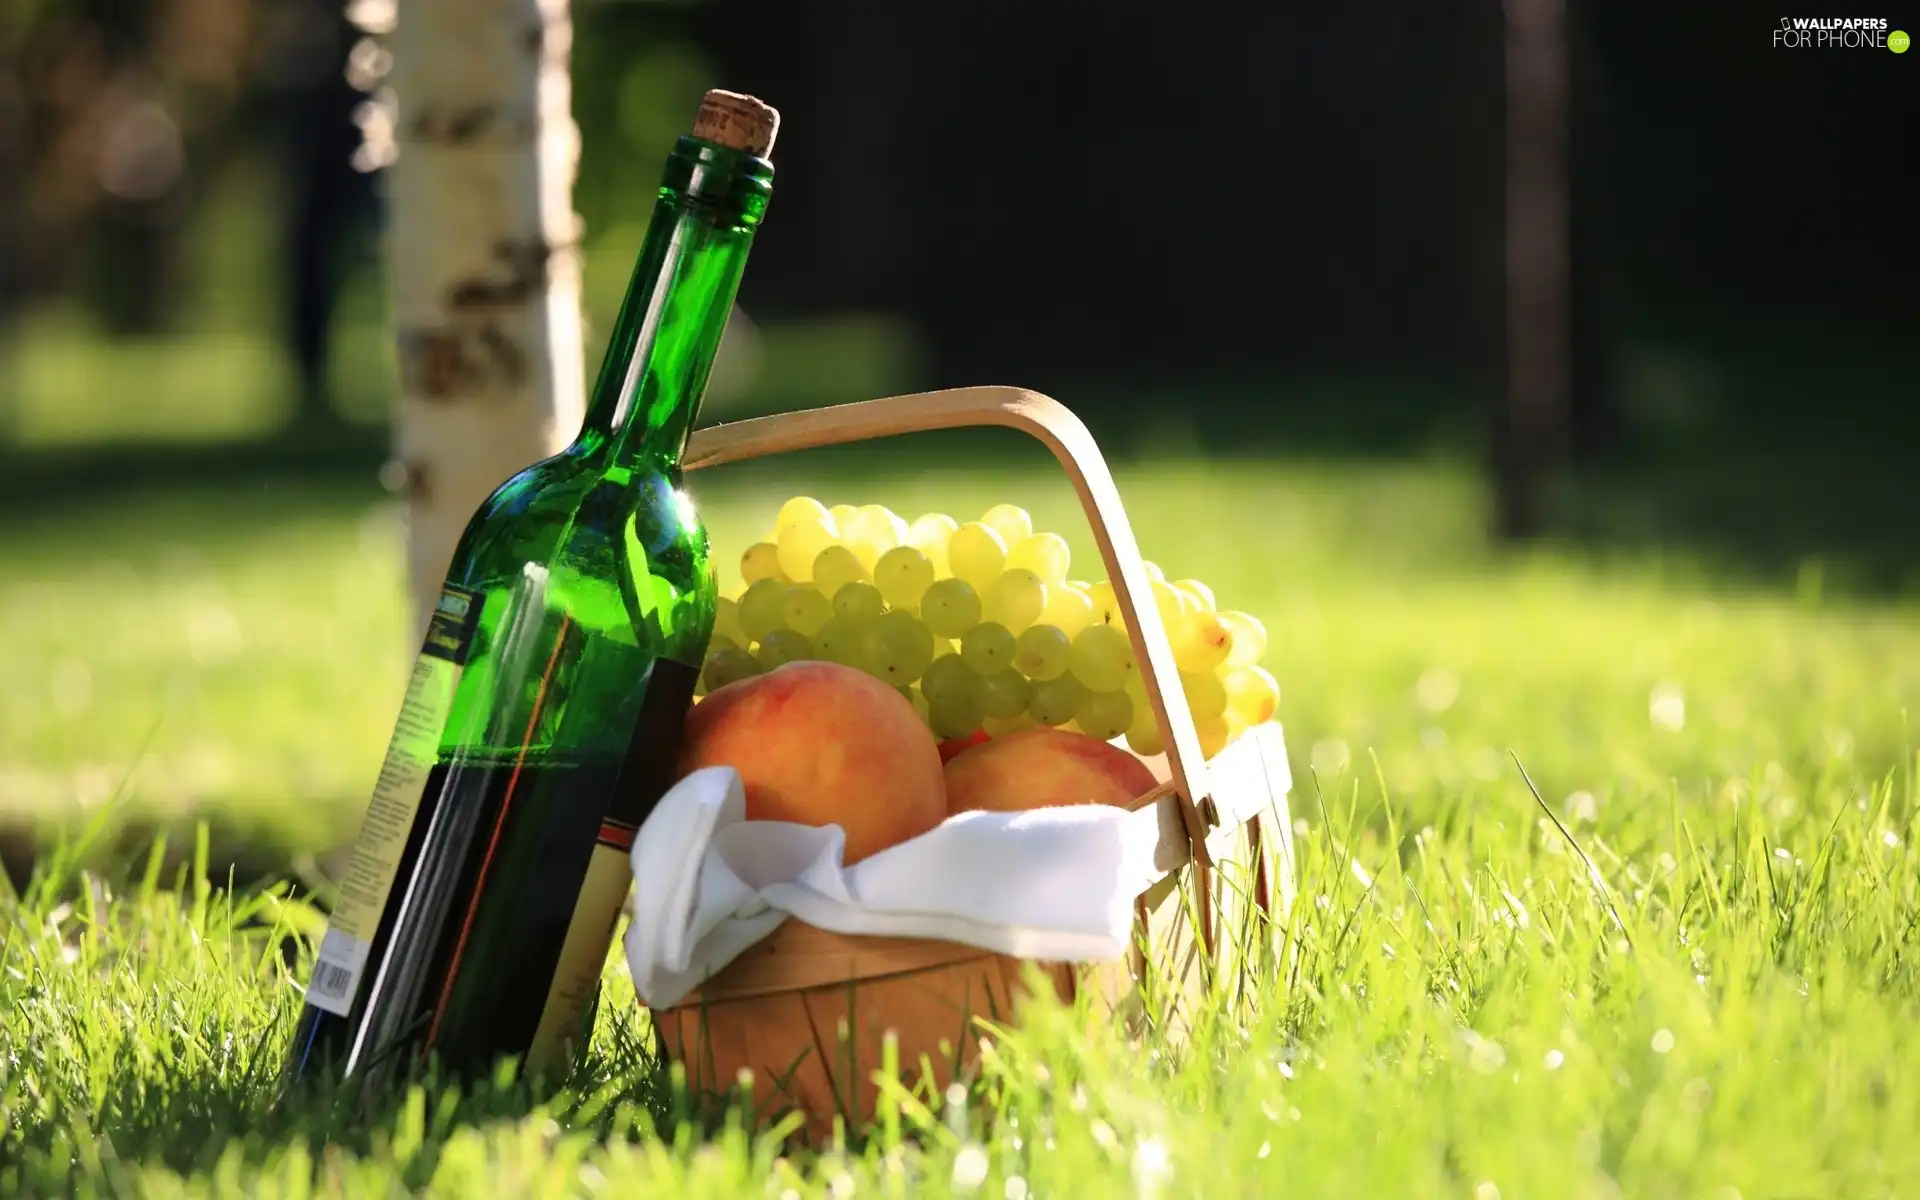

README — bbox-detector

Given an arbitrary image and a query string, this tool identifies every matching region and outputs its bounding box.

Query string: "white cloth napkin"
[623,765,1165,1009]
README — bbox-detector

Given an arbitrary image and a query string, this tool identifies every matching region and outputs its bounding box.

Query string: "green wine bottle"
[288,90,779,1088]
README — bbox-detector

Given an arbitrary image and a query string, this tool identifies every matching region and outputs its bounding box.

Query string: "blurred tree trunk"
[260,0,381,429]
[1493,0,1571,540]
[384,0,586,642]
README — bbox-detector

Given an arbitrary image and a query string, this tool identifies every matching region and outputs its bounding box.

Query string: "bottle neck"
[576,137,773,476]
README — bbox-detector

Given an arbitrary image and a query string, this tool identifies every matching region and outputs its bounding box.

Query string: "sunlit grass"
[2,450,1918,1193]
[4,730,1917,1194]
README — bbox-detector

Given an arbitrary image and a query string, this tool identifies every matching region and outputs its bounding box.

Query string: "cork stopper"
[691,89,780,157]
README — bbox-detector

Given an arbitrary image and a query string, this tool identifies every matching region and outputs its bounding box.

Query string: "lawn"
[3,440,1918,1195]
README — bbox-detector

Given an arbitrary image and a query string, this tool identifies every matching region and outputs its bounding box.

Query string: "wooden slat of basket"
[683,386,1216,866]
[655,948,1074,1143]
[676,923,994,1003]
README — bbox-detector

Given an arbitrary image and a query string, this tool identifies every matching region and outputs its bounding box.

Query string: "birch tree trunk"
[380,0,586,642]
[1494,0,1571,540]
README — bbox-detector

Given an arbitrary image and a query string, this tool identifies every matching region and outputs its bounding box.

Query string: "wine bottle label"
[522,655,701,1073]
[524,842,634,1076]
[308,585,482,1017]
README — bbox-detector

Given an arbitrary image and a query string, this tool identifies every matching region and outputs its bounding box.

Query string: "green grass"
[3,444,1919,1195]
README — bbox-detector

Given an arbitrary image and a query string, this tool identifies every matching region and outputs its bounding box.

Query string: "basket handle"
[682,386,1218,859]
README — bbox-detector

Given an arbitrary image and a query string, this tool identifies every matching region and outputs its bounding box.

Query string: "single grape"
[1195,713,1231,758]
[907,512,958,575]
[1124,714,1165,757]
[1225,664,1281,725]
[1221,710,1246,745]
[980,503,1034,547]
[959,622,1016,674]
[1173,578,1216,611]
[1150,577,1191,630]
[1013,624,1072,681]
[737,579,791,643]
[713,595,747,646]
[984,568,1046,634]
[702,646,759,692]
[927,691,986,740]
[874,545,936,609]
[1069,624,1136,694]
[756,629,813,670]
[1218,611,1268,669]
[1075,689,1133,742]
[1028,674,1087,727]
[920,654,982,708]
[741,542,785,584]
[783,586,833,636]
[811,614,873,668]
[920,577,982,638]
[948,522,1007,590]
[833,581,886,622]
[979,669,1033,719]
[864,609,936,685]
[1087,580,1121,627]
[843,504,903,570]
[1181,670,1229,720]
[1171,610,1233,673]
[1037,584,1095,637]
[811,545,867,596]
[908,512,958,542]
[775,513,839,581]
[1005,532,1071,584]
[775,496,833,535]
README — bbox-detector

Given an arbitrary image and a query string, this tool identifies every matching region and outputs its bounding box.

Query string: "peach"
[943,728,1157,815]
[678,661,947,863]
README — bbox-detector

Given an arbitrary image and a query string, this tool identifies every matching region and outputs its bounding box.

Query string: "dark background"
[3,0,1915,587]
[692,2,1915,460]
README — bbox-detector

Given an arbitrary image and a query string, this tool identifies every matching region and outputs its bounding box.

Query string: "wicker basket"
[653,386,1297,1140]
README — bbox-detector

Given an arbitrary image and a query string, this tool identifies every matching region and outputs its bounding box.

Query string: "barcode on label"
[307,929,372,1017]
[311,960,355,1001]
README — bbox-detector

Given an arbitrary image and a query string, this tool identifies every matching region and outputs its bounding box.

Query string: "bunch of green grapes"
[697,497,1281,759]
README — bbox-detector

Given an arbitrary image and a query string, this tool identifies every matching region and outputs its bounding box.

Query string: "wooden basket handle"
[682,386,1217,857]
